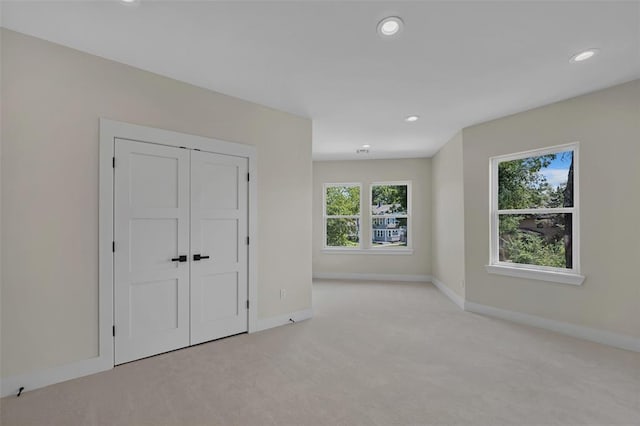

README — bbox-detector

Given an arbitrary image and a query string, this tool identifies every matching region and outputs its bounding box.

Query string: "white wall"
[431,132,465,298]
[312,158,431,278]
[462,80,640,338]
[0,29,312,378]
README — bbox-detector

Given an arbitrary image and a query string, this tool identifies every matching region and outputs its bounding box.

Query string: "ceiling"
[2,1,639,160]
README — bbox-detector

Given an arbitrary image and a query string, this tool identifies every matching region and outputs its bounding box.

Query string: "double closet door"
[113,138,248,365]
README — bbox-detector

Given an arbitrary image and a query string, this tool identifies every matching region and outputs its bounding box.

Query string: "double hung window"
[323,184,361,248]
[488,143,583,284]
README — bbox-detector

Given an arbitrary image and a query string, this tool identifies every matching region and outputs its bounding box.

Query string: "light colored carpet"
[1,279,639,425]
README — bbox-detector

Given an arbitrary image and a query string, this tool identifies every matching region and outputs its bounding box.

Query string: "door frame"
[99,118,258,367]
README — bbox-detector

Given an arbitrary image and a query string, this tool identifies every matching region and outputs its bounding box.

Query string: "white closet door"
[190,150,248,345]
[114,139,190,364]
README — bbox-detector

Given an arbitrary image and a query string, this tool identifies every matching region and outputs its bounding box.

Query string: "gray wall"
[462,80,639,337]
[431,132,465,298]
[0,24,4,381]
[1,29,313,378]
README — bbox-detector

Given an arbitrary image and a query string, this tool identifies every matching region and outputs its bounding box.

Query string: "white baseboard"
[430,277,465,310]
[464,301,640,353]
[426,278,640,353]
[2,309,313,398]
[255,308,314,332]
[4,295,636,399]
[313,272,431,283]
[1,355,111,398]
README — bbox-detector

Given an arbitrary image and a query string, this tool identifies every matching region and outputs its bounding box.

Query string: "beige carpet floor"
[1,279,639,425]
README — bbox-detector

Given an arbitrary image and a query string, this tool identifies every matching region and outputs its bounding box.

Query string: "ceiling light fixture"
[404,115,419,123]
[362,144,371,149]
[377,16,403,37]
[570,48,599,63]
[120,0,140,5]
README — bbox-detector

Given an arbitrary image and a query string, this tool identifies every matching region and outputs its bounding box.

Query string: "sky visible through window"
[539,151,573,189]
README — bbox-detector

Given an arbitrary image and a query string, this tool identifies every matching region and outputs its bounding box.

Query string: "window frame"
[370,181,412,251]
[487,142,585,285]
[323,182,363,250]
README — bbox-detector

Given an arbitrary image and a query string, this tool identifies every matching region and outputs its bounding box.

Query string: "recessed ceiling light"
[404,115,419,123]
[570,49,599,63]
[377,17,403,37]
[120,0,140,5]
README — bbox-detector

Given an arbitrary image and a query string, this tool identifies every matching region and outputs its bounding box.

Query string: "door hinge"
[112,325,115,337]
[112,157,115,168]
[112,241,115,252]
[246,236,250,245]
[246,300,250,309]
[247,173,250,182]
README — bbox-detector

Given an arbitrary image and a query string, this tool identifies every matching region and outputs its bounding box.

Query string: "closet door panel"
[190,151,248,345]
[114,139,190,364]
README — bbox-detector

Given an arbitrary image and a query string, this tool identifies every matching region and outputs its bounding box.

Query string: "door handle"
[171,255,187,262]
[193,254,210,261]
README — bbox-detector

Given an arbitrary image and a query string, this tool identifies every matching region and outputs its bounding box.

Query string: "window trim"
[323,182,363,250]
[370,181,412,250]
[488,142,584,285]
[321,248,414,255]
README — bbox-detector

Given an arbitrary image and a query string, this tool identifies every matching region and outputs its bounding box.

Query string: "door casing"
[99,119,258,367]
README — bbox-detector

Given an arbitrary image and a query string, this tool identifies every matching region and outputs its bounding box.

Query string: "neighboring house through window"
[487,143,584,285]
[371,182,410,249]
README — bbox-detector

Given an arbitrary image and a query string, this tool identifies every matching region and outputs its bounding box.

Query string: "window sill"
[322,248,414,255]
[485,264,585,285]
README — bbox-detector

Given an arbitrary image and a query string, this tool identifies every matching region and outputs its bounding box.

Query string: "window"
[322,181,412,253]
[488,143,584,285]
[371,182,410,249]
[323,183,361,248]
